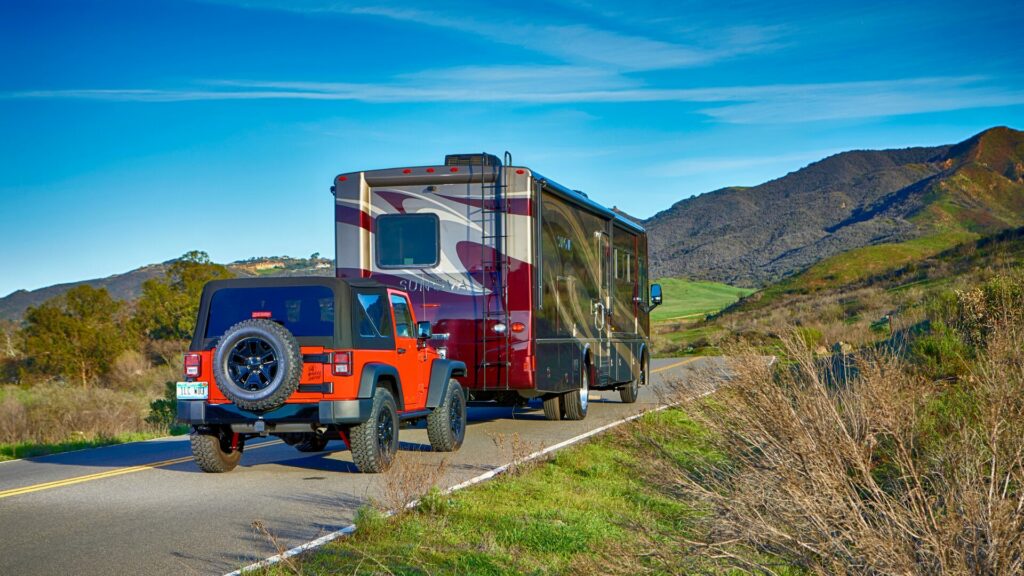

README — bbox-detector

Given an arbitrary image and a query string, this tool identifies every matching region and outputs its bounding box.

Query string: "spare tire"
[213,319,302,412]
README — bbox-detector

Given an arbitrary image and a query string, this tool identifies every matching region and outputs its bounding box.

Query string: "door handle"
[397,348,407,354]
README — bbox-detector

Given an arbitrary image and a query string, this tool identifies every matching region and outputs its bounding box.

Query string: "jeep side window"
[390,294,414,338]
[355,293,392,338]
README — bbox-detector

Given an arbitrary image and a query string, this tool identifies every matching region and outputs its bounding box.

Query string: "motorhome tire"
[542,394,562,420]
[561,367,589,420]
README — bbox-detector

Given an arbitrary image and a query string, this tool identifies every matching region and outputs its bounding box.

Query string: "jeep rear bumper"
[177,399,373,427]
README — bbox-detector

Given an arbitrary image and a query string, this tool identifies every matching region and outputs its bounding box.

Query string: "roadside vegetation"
[650,278,753,358]
[0,251,231,461]
[670,273,1024,575]
[258,408,797,576]
[658,225,1024,357]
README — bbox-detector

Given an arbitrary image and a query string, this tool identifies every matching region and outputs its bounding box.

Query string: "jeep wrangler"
[176,277,467,473]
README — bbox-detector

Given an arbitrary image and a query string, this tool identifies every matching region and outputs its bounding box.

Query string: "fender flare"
[425,359,468,408]
[358,363,404,410]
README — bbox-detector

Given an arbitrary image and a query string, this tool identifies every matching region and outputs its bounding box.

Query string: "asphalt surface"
[0,356,716,576]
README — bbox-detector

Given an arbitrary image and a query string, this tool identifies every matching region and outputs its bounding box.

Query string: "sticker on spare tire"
[176,382,209,400]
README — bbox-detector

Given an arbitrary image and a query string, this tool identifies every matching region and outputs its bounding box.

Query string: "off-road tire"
[619,354,646,404]
[213,319,302,412]
[427,379,466,452]
[561,365,589,420]
[190,431,243,473]
[349,388,399,473]
[295,434,329,452]
[542,394,562,421]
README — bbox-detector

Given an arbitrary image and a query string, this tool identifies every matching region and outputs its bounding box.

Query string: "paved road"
[0,357,713,575]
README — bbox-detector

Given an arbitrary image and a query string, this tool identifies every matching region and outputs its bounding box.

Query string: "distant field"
[651,278,754,323]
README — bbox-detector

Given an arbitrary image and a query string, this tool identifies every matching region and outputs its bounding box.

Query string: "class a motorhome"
[332,153,662,421]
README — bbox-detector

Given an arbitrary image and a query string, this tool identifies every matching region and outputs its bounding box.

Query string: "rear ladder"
[476,152,512,390]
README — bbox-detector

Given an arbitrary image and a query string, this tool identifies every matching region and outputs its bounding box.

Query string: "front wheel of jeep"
[349,388,399,473]
[427,379,466,452]
[190,430,243,473]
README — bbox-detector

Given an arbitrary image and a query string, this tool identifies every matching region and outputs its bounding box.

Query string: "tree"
[20,285,132,387]
[133,250,234,341]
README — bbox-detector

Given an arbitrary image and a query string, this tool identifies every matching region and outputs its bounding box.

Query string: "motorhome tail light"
[338,175,348,182]
[251,311,272,319]
[426,167,435,173]
[184,353,202,378]
[511,322,526,333]
[332,351,353,376]
[403,168,412,173]
[516,169,525,174]
[449,166,459,172]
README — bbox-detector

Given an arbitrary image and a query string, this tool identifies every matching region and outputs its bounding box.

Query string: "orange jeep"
[176,277,467,473]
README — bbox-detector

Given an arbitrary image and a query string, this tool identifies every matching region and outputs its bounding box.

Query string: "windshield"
[205,285,334,339]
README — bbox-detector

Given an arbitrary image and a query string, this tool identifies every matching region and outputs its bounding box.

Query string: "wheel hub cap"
[227,337,279,391]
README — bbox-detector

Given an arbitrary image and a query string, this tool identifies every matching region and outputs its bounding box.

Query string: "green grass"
[0,431,176,462]
[263,409,777,575]
[651,278,754,323]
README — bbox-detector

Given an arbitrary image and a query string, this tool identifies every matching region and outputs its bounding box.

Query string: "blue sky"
[1,0,1022,296]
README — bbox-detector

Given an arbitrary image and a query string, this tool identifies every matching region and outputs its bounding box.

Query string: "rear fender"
[358,363,404,410]
[426,359,468,408]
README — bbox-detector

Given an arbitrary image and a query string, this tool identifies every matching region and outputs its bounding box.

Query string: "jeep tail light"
[332,351,352,376]
[184,353,202,378]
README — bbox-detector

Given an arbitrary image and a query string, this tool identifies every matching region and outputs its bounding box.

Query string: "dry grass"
[489,432,544,475]
[0,382,157,445]
[660,316,1024,575]
[372,457,450,513]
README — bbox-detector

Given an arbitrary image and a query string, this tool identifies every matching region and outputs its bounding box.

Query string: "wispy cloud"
[198,0,783,70]
[7,73,1022,124]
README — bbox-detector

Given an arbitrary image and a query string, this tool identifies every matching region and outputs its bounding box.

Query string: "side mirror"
[650,283,663,308]
[416,321,433,340]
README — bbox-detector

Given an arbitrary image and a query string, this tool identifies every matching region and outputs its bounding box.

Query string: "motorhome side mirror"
[650,284,663,308]
[416,321,433,340]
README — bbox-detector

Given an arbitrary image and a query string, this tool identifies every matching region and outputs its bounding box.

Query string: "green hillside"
[652,278,754,322]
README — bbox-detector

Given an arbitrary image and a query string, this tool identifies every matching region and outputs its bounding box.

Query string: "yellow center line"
[0,439,284,500]
[652,356,698,374]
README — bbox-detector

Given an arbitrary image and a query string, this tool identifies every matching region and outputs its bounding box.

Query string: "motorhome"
[332,153,661,421]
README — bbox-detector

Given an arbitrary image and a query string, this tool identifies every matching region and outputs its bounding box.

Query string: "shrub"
[670,315,1024,576]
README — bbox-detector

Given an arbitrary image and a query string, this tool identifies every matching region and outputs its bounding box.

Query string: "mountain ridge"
[0,256,334,322]
[646,126,1024,286]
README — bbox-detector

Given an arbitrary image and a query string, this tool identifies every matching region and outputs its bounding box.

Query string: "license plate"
[176,382,209,400]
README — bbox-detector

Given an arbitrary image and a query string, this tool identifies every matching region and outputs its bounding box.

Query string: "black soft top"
[191,276,395,351]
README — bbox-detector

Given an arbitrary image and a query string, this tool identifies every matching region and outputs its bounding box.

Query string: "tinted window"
[354,293,392,338]
[376,214,439,267]
[205,286,334,339]
[390,294,414,337]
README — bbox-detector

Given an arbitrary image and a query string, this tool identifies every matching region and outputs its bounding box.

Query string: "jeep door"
[388,291,429,410]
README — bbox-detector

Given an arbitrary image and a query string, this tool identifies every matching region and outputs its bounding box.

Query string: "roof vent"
[444,153,502,167]
[573,189,589,198]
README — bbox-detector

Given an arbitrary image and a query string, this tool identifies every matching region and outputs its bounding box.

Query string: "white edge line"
[226,360,711,576]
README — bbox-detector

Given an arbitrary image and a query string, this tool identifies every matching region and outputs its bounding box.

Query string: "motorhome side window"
[376,214,439,268]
